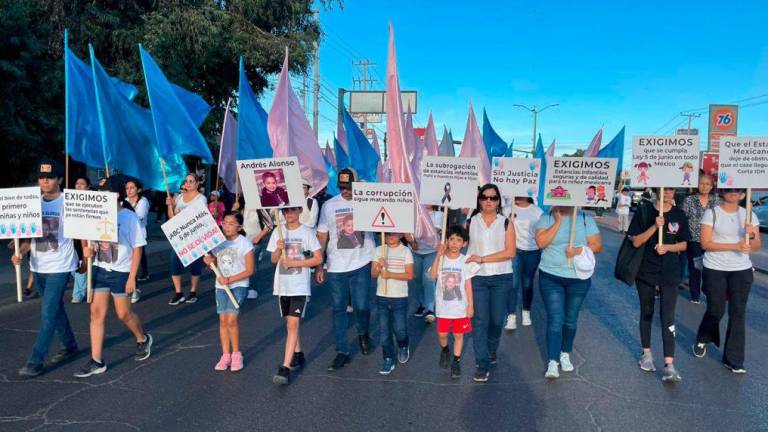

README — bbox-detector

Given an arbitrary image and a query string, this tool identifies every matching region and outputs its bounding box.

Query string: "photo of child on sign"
[336,212,364,249]
[256,169,290,208]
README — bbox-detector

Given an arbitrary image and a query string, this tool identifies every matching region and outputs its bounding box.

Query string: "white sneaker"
[544,360,560,379]
[346,305,354,313]
[130,289,142,304]
[247,289,258,299]
[504,314,517,330]
[521,310,532,326]
[559,352,574,372]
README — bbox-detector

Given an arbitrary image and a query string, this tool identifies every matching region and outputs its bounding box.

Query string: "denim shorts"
[216,287,247,314]
[170,251,203,276]
[92,267,130,297]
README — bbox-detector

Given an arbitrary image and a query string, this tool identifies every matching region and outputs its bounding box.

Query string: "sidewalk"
[592,210,768,274]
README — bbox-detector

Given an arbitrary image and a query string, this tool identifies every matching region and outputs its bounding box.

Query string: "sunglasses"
[480,194,500,202]
[184,179,197,184]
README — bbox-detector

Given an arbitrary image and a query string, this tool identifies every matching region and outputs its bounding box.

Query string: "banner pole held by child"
[14,238,22,303]
[436,206,449,271]
[208,258,240,309]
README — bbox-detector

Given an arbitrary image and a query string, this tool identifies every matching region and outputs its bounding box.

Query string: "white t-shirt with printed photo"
[93,209,147,273]
[433,254,473,319]
[316,194,375,273]
[212,235,253,289]
[512,204,544,251]
[30,195,79,274]
[267,224,320,296]
[373,244,414,298]
[701,206,759,271]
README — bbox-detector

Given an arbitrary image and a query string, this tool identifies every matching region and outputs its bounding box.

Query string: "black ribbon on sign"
[441,182,452,204]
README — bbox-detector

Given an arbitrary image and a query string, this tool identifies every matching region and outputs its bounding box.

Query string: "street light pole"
[513,103,560,153]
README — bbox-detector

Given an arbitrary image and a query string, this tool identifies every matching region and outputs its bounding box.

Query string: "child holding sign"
[428,226,474,379]
[267,207,322,385]
[203,212,254,372]
[371,232,414,375]
[74,177,152,378]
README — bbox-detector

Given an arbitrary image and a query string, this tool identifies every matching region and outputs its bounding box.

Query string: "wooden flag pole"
[65,154,70,189]
[14,238,22,303]
[105,162,111,179]
[86,240,93,303]
[160,158,175,217]
[234,173,240,207]
[567,206,578,267]
[436,206,449,271]
[215,98,232,195]
[658,187,664,244]
[746,188,753,246]
[208,260,240,309]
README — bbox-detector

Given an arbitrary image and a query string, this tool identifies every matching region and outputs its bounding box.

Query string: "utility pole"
[312,10,320,139]
[680,111,701,132]
[512,103,560,153]
[352,59,377,130]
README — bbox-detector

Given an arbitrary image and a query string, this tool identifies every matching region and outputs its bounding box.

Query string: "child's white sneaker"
[504,314,517,330]
[559,352,574,372]
[545,360,560,379]
[521,310,532,326]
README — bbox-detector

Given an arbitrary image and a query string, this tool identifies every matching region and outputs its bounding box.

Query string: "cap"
[301,178,312,187]
[337,168,358,188]
[210,190,220,198]
[573,246,596,280]
[37,159,62,179]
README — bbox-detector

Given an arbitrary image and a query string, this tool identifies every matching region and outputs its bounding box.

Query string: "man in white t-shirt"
[616,188,632,233]
[13,160,79,377]
[315,168,375,371]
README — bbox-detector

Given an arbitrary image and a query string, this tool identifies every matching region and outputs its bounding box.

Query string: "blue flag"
[324,154,339,196]
[89,45,186,191]
[504,139,515,157]
[342,108,380,182]
[139,45,213,163]
[534,134,548,209]
[65,35,138,169]
[334,136,350,170]
[237,57,272,159]
[482,109,508,159]
[597,126,626,177]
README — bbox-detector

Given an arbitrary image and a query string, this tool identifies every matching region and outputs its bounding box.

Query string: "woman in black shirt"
[627,188,690,383]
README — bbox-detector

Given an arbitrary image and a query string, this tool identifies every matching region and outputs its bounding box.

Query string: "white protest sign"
[351,182,415,233]
[161,202,226,267]
[62,189,118,242]
[0,187,43,239]
[237,157,304,209]
[543,157,618,207]
[631,135,700,187]
[419,156,479,209]
[491,157,541,199]
[716,136,768,188]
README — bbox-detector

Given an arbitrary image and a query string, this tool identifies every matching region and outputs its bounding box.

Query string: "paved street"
[1,217,767,432]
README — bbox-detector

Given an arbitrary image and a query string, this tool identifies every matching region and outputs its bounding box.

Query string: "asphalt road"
[0,221,766,432]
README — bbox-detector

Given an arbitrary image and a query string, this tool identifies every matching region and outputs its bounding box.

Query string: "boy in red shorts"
[429,225,474,379]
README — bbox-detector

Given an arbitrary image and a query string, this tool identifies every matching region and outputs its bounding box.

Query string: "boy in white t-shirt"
[429,225,474,379]
[372,232,414,375]
[267,207,322,385]
[74,177,152,378]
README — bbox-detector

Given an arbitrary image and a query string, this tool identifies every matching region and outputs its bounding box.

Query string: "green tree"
[2,0,331,186]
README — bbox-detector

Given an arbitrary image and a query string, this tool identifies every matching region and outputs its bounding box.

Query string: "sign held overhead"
[631,135,700,188]
[716,136,768,188]
[542,157,618,208]
[419,156,480,209]
[351,182,415,233]
[492,157,541,199]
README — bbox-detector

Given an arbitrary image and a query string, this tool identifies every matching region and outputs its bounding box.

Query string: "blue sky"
[268,1,768,160]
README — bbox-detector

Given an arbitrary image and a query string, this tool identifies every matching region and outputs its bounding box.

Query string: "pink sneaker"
[230,352,244,372]
[215,353,231,371]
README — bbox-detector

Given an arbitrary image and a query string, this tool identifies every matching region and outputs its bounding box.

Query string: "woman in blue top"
[535,206,602,379]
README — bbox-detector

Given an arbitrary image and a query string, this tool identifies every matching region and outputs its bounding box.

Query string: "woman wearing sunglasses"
[465,184,516,383]
[535,206,602,379]
[165,173,208,306]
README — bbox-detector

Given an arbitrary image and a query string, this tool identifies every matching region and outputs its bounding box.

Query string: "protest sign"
[542,157,618,208]
[716,136,768,188]
[631,135,700,188]
[237,157,304,209]
[62,189,118,242]
[351,182,415,233]
[492,157,541,199]
[0,187,43,240]
[419,156,479,209]
[161,202,226,267]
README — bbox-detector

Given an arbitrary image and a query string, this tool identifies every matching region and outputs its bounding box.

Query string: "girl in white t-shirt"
[267,207,322,385]
[204,212,254,372]
[503,197,543,330]
[124,178,150,302]
[693,188,761,373]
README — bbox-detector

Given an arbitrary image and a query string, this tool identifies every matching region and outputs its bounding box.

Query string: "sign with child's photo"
[62,189,118,242]
[542,157,618,207]
[161,202,226,266]
[237,157,304,209]
[351,182,415,233]
[631,135,700,188]
[0,187,43,240]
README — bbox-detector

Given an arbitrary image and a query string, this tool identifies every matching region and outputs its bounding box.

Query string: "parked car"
[753,201,768,231]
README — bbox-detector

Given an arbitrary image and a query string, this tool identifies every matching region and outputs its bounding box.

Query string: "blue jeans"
[539,271,591,362]
[509,249,542,314]
[409,252,436,311]
[71,270,87,301]
[377,296,409,360]
[29,272,77,365]
[471,273,513,369]
[327,263,373,353]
